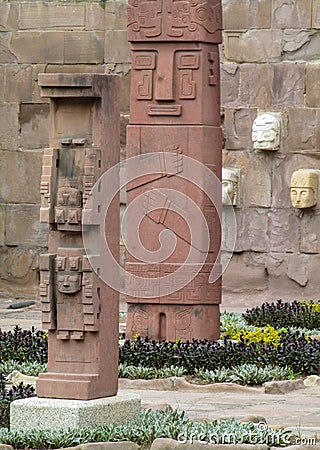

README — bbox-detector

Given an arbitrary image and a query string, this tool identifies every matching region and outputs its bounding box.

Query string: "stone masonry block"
[11,32,64,63]
[0,33,16,63]
[0,205,5,246]
[105,2,128,31]
[32,64,48,103]
[5,204,48,247]
[272,63,305,106]
[0,151,42,203]
[19,3,85,29]
[282,30,320,61]
[272,0,312,29]
[239,63,273,108]
[64,31,104,64]
[120,71,131,113]
[268,209,300,253]
[0,2,18,31]
[222,0,250,30]
[46,64,105,74]
[234,208,269,252]
[249,0,272,29]
[4,65,33,102]
[224,108,257,150]
[221,64,239,106]
[287,253,309,287]
[105,30,131,64]
[0,247,41,296]
[0,65,4,101]
[85,4,105,31]
[0,104,19,150]
[300,213,320,253]
[313,0,320,28]
[306,64,320,107]
[223,149,272,207]
[20,103,49,149]
[223,253,267,293]
[285,108,320,151]
[223,30,282,63]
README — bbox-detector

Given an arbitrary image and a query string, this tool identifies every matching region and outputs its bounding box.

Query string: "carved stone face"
[57,274,82,294]
[252,113,280,151]
[290,170,318,209]
[222,168,238,206]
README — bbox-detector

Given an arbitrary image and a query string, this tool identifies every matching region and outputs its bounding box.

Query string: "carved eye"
[301,190,308,197]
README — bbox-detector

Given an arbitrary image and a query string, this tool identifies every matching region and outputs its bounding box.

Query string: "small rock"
[150,438,269,449]
[238,415,267,424]
[264,379,305,394]
[303,375,320,387]
[0,445,14,450]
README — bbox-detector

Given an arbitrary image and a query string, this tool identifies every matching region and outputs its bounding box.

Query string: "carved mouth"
[148,105,182,116]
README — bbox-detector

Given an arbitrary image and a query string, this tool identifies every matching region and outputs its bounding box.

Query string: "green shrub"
[119,364,187,379]
[243,299,320,330]
[0,360,47,377]
[0,326,47,363]
[119,331,320,375]
[0,408,293,448]
[194,364,296,385]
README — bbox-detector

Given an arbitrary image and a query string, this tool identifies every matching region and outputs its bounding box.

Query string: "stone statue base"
[10,393,141,431]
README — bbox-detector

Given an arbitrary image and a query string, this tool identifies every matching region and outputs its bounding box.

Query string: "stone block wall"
[221,0,320,307]
[1,0,320,307]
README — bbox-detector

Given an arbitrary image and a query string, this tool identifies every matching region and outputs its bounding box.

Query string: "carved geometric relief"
[55,187,82,231]
[39,254,56,330]
[175,307,193,341]
[127,0,162,38]
[40,148,58,224]
[131,307,149,336]
[208,51,219,86]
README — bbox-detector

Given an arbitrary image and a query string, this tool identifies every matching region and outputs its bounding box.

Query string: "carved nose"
[154,55,174,101]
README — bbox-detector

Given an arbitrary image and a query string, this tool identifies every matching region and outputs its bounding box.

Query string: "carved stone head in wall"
[252,113,281,151]
[290,169,319,209]
[222,168,239,206]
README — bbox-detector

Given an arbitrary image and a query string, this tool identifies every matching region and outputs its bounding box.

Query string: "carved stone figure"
[252,113,281,151]
[290,169,319,209]
[222,168,239,206]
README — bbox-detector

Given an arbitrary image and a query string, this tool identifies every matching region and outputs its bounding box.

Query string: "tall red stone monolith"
[37,74,120,400]
[125,0,223,341]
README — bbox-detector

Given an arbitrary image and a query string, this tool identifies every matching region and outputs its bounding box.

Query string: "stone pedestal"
[10,394,141,431]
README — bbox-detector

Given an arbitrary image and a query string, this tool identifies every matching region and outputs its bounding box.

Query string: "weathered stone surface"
[313,0,320,28]
[268,209,300,253]
[0,2,18,31]
[105,2,128,31]
[222,0,250,30]
[285,108,320,152]
[0,65,4,101]
[120,71,131,114]
[283,30,320,61]
[239,63,273,108]
[287,253,309,286]
[222,0,271,30]
[64,32,104,64]
[0,445,14,450]
[61,443,140,450]
[224,30,282,63]
[272,63,305,106]
[221,64,239,106]
[105,30,130,64]
[0,33,16,63]
[0,247,41,297]
[224,109,257,150]
[46,64,105,74]
[306,64,320,107]
[272,0,312,28]
[20,103,49,149]
[234,209,269,252]
[300,212,320,253]
[0,104,19,150]
[5,205,48,247]
[5,64,32,102]
[85,4,105,31]
[0,205,5,246]
[150,440,269,450]
[0,151,42,203]
[19,3,85,29]
[264,379,305,394]
[223,253,267,293]
[11,31,64,63]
